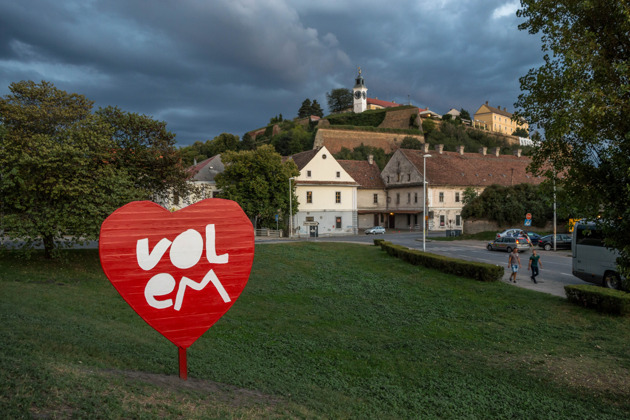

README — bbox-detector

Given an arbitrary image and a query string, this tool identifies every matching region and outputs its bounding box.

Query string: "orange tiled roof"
[367,97,401,108]
[338,159,385,189]
[400,149,542,187]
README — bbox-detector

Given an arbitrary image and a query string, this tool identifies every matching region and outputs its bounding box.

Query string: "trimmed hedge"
[376,241,503,282]
[565,284,630,316]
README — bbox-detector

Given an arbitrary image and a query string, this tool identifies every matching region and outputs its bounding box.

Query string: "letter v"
[137,238,172,270]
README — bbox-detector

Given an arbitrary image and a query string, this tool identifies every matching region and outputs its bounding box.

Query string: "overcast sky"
[0,0,544,147]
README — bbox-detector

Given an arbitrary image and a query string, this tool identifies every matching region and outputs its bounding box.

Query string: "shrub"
[378,241,503,282]
[565,284,630,315]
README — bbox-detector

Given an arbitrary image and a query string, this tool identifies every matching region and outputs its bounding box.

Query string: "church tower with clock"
[353,67,367,113]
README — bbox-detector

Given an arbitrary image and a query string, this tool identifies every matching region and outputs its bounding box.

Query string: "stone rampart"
[313,128,425,154]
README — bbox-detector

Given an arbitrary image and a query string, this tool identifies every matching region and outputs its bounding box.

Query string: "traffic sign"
[526,213,532,220]
[524,219,532,226]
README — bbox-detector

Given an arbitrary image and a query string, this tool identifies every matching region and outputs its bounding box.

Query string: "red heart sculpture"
[99,199,255,349]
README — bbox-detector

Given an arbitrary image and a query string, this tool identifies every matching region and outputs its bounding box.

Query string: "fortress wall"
[313,128,425,154]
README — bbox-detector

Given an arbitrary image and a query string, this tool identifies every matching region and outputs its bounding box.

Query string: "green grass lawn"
[1,242,629,419]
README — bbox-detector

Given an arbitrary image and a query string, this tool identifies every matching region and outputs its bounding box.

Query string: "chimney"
[514,149,522,158]
[368,155,374,165]
[457,145,465,155]
[485,101,488,105]
[492,147,501,157]
[479,147,487,156]
[422,143,430,153]
[497,106,501,110]
[435,144,444,154]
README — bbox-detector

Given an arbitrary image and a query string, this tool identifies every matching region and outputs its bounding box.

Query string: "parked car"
[526,232,542,246]
[487,236,531,253]
[365,226,386,235]
[538,234,572,250]
[497,229,532,245]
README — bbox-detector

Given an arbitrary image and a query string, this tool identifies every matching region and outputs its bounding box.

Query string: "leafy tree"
[311,99,324,117]
[326,88,353,113]
[421,119,436,136]
[512,127,529,137]
[0,81,142,258]
[461,184,552,228]
[459,109,471,120]
[239,132,257,151]
[334,144,390,170]
[400,136,423,149]
[95,106,189,200]
[441,114,452,121]
[269,114,283,124]
[271,125,314,156]
[298,99,312,118]
[215,145,299,229]
[462,187,479,207]
[516,1,630,277]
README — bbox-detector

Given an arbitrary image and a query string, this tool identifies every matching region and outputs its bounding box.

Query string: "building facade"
[289,147,359,237]
[473,101,528,135]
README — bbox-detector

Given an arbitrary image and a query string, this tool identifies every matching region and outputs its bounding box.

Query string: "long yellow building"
[473,101,528,135]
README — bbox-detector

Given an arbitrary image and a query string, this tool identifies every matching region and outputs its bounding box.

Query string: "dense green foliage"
[95,105,189,198]
[325,88,353,113]
[2,243,630,418]
[462,184,553,227]
[215,145,299,228]
[0,81,181,258]
[179,133,241,167]
[334,144,390,170]
[297,98,323,118]
[424,119,534,155]
[565,285,630,316]
[326,108,387,127]
[516,1,630,277]
[378,241,504,282]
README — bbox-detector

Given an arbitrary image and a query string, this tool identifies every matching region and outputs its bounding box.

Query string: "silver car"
[365,226,386,235]
[487,236,530,253]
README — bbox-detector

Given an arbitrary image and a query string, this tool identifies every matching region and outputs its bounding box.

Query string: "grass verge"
[1,243,630,418]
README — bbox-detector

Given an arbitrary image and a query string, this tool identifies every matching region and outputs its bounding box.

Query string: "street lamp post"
[289,177,295,238]
[423,154,432,252]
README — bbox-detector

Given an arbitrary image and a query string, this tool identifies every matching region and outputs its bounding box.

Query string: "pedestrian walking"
[508,248,521,283]
[528,249,542,284]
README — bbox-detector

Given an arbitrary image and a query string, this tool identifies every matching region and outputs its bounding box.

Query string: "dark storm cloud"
[0,0,543,146]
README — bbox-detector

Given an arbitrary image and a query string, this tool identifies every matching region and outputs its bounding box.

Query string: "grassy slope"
[1,242,629,419]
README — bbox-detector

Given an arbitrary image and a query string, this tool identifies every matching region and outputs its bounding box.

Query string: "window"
[414,192,418,203]
[455,192,460,202]
[407,174,411,181]
[373,193,378,204]
[387,176,390,183]
[336,171,341,178]
[456,215,461,226]
[440,215,445,226]
[335,191,341,203]
[307,170,312,177]
[439,192,444,203]
[306,191,312,203]
[407,193,411,204]
[396,193,400,204]
[336,216,342,229]
[397,173,401,182]
[306,216,314,222]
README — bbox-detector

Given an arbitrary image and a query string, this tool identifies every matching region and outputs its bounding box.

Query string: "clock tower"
[353,67,367,113]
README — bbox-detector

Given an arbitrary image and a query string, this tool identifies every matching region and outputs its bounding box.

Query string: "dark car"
[538,234,572,250]
[526,232,542,246]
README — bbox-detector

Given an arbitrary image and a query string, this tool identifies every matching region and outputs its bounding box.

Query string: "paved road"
[289,232,589,298]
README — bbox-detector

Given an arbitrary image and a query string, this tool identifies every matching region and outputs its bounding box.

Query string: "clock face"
[354,91,362,99]
[362,91,366,99]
